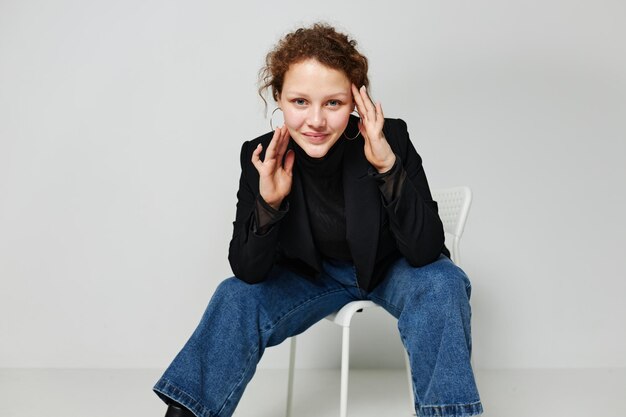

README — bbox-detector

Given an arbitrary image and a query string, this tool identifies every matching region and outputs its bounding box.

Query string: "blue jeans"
[153,255,483,417]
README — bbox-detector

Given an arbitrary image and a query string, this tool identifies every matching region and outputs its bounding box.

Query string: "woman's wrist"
[262,195,283,210]
[376,154,397,174]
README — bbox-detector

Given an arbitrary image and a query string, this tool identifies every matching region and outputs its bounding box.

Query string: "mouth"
[302,132,330,144]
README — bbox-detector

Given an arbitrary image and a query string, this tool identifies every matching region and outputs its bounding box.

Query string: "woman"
[153,23,483,417]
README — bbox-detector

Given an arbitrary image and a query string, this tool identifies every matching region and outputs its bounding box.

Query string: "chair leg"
[340,326,350,417]
[286,336,297,417]
[404,350,416,416]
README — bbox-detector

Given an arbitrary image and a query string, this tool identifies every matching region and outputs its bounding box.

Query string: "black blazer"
[228,116,448,291]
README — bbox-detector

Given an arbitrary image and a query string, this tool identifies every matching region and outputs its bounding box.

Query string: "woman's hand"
[251,125,295,209]
[351,84,396,173]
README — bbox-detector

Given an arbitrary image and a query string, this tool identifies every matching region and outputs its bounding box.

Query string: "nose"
[307,106,326,129]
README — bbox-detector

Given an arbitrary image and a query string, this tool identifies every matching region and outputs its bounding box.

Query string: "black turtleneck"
[292,137,352,261]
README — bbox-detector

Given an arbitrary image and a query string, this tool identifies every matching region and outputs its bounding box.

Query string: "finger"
[272,127,287,167]
[283,149,295,176]
[251,143,263,169]
[265,128,281,160]
[376,102,385,128]
[359,85,376,118]
[352,84,368,121]
[356,86,374,122]
[351,83,361,106]
[276,126,290,159]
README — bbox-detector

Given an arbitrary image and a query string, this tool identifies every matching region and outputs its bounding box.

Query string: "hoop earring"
[269,107,283,130]
[343,130,360,141]
[343,111,361,140]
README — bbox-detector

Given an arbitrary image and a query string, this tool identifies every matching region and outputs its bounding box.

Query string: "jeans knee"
[419,267,470,308]
[211,277,262,312]
[215,276,246,295]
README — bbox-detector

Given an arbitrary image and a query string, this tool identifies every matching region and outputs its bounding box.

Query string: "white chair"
[285,186,473,417]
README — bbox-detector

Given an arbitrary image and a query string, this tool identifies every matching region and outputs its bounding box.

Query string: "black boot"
[164,401,195,417]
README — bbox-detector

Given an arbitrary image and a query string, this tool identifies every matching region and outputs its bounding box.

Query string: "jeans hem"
[153,377,215,417]
[418,400,483,417]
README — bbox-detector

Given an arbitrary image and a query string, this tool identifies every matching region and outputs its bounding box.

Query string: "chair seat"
[324,300,380,327]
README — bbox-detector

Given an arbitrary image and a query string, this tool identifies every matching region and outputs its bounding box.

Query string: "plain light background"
[1,0,624,371]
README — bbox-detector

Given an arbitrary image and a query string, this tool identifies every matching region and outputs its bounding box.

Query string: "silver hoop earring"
[343,130,360,141]
[343,111,361,140]
[269,107,283,130]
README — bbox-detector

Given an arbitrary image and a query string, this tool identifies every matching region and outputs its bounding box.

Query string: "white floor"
[1,368,625,417]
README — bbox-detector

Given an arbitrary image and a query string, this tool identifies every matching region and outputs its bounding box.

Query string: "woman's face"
[277,59,354,159]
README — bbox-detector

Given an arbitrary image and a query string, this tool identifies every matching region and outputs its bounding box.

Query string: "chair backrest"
[431,186,472,267]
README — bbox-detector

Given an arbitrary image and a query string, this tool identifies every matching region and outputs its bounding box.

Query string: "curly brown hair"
[258,23,369,108]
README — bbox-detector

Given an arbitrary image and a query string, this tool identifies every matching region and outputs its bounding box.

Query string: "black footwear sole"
[164,403,195,417]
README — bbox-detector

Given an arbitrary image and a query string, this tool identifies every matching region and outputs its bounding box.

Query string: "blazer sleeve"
[380,118,446,266]
[227,140,284,284]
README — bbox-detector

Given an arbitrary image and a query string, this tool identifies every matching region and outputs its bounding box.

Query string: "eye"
[293,98,307,106]
[327,100,341,107]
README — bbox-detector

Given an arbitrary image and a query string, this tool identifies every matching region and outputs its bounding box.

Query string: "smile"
[302,132,330,143]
